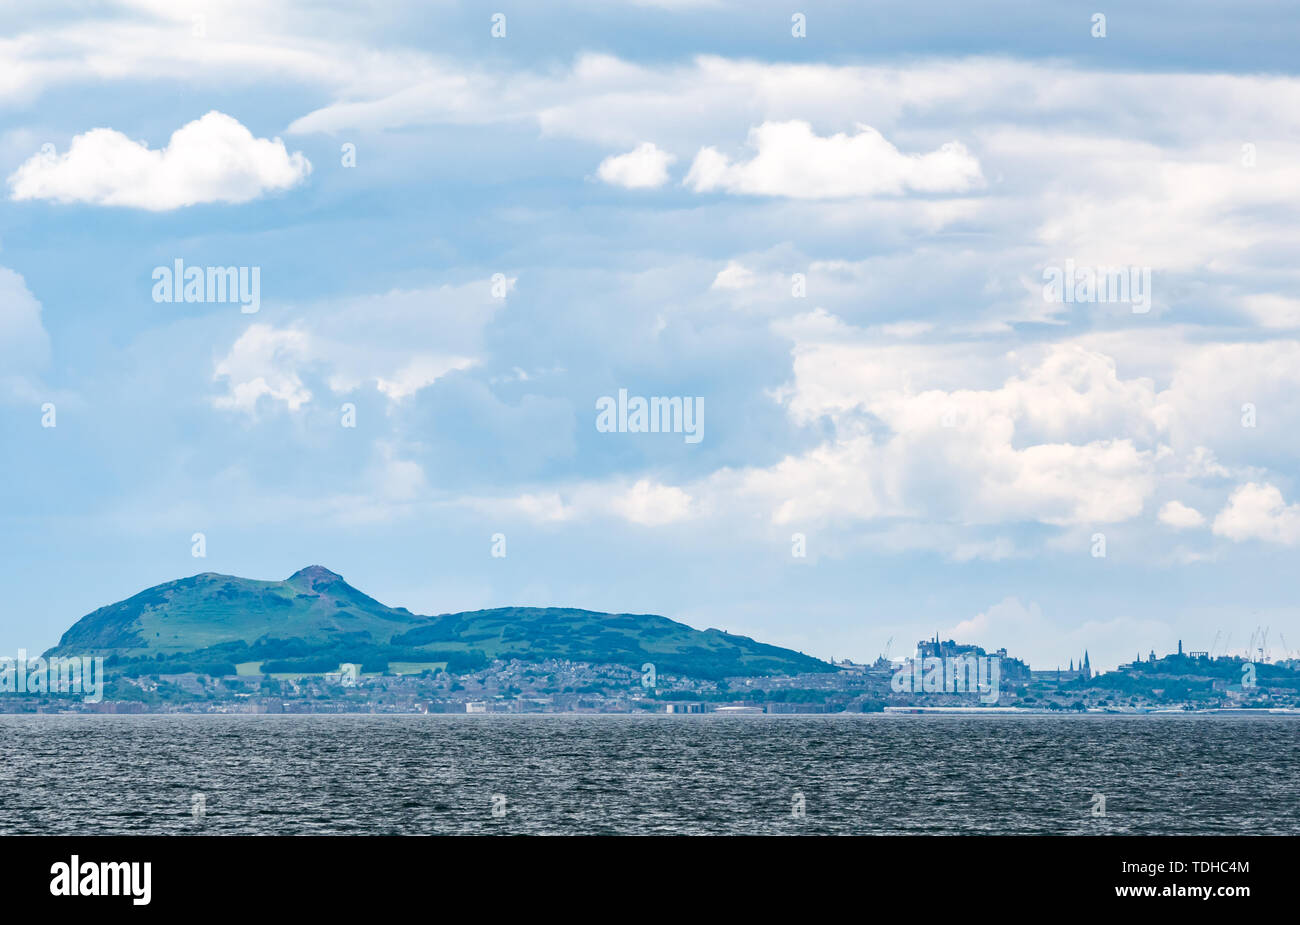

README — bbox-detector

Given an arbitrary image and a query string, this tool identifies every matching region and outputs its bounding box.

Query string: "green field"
[387,661,448,675]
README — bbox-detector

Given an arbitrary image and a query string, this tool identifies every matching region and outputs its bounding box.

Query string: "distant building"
[915,635,1030,680]
[664,703,706,714]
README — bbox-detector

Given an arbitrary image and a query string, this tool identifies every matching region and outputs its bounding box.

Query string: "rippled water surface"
[2,714,1296,834]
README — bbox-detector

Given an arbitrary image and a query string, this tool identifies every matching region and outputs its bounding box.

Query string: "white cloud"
[684,121,983,198]
[609,479,693,526]
[1152,340,1300,465]
[596,142,675,189]
[500,492,576,524]
[710,261,756,290]
[1158,500,1205,529]
[1010,132,1300,272]
[1240,294,1300,329]
[0,5,413,106]
[691,320,1300,546]
[468,478,694,528]
[212,281,498,414]
[8,111,311,210]
[375,356,478,401]
[0,267,51,401]
[720,325,1162,528]
[1213,483,1300,545]
[213,324,313,413]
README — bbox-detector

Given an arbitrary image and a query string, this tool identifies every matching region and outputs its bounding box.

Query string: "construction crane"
[1210,630,1222,658]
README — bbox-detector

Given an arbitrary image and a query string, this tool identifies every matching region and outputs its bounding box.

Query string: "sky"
[2,1,1299,672]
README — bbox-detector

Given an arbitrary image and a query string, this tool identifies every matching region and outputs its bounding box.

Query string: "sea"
[3,714,1296,835]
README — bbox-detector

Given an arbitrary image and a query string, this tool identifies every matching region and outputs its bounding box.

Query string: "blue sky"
[3,1,1300,671]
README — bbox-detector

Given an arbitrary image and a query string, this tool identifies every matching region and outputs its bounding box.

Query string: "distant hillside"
[46,566,831,680]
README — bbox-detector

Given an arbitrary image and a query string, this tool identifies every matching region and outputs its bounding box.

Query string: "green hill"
[46,566,831,680]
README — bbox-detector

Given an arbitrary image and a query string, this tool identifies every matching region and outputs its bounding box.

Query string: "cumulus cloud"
[684,121,983,198]
[213,324,313,414]
[8,111,311,210]
[720,324,1162,528]
[1158,500,1205,529]
[1213,483,1300,545]
[596,142,675,189]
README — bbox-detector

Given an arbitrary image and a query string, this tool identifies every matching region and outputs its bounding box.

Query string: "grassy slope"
[390,606,828,676]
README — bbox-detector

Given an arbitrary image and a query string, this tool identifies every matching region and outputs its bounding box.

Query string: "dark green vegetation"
[46,566,831,680]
